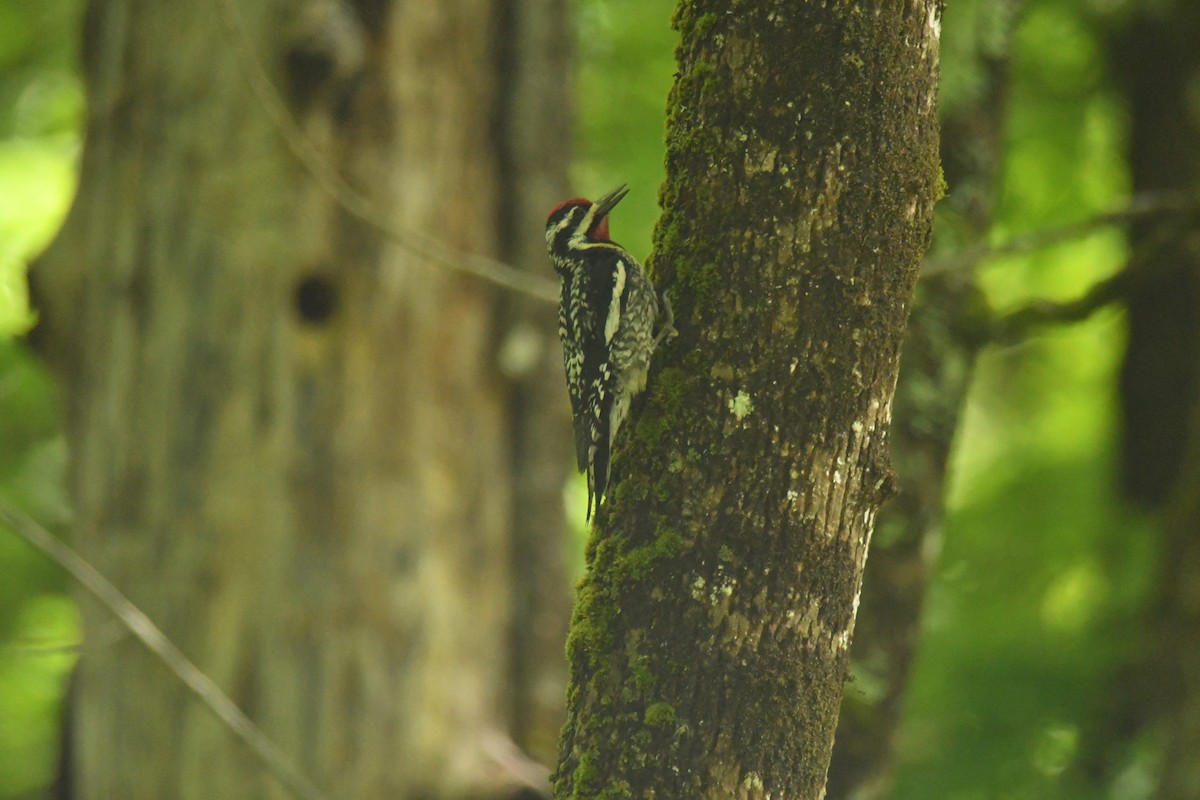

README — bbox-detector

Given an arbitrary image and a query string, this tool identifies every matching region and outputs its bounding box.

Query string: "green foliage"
[893,445,1157,799]
[888,1,1158,797]
[0,594,76,797]
[574,0,677,261]
[0,0,82,337]
[0,342,71,800]
[0,0,82,797]
[0,139,75,335]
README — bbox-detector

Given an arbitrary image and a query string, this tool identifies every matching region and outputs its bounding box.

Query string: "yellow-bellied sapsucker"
[545,184,674,520]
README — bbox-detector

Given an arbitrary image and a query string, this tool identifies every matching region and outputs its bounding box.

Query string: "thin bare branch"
[924,190,1198,276]
[0,502,332,800]
[215,0,559,304]
[988,265,1137,344]
[6,639,83,656]
[987,224,1200,344]
[480,729,553,796]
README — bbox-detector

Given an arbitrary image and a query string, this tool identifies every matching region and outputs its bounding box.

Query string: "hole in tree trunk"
[295,274,339,325]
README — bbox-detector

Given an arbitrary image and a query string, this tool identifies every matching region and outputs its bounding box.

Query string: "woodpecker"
[545,184,674,520]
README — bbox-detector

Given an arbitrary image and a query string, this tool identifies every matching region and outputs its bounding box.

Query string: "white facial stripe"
[567,239,622,254]
[604,259,626,343]
[575,204,599,238]
[548,213,576,242]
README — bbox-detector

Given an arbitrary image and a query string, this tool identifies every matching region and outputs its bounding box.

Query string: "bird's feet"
[654,289,678,349]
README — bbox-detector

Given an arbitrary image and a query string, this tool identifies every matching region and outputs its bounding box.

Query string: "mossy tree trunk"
[552,2,942,799]
[33,1,570,797]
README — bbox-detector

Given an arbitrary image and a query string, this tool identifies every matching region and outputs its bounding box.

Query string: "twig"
[0,502,332,800]
[480,729,553,796]
[7,639,83,656]
[924,190,1198,276]
[988,258,1143,345]
[986,216,1200,344]
[215,0,558,304]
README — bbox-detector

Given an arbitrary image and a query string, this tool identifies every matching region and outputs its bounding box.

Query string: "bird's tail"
[586,437,612,522]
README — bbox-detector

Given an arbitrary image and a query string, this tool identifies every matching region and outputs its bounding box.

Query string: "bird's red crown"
[547,197,612,241]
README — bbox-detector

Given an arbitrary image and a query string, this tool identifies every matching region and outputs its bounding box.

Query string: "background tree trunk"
[1106,5,1200,796]
[32,1,571,797]
[551,2,941,798]
[498,0,575,768]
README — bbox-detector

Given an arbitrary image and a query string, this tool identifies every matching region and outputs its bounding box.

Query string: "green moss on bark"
[644,702,677,728]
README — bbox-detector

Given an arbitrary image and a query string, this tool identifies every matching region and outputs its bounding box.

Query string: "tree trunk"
[551,2,942,798]
[498,0,575,768]
[33,1,570,797]
[1107,5,1200,797]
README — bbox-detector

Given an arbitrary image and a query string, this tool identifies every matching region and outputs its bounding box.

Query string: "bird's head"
[545,184,629,250]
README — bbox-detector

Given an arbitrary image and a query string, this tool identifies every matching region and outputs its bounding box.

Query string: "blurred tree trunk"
[827,4,1019,796]
[1107,5,1200,797]
[32,1,571,798]
[498,0,575,769]
[551,2,941,798]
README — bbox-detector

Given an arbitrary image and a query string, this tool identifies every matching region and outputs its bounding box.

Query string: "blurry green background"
[1,0,83,797]
[0,0,1167,797]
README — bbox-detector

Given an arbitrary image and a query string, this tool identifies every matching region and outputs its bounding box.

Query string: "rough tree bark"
[33,1,570,797]
[552,2,942,799]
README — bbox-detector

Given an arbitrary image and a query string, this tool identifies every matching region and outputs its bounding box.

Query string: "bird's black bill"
[592,184,629,219]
